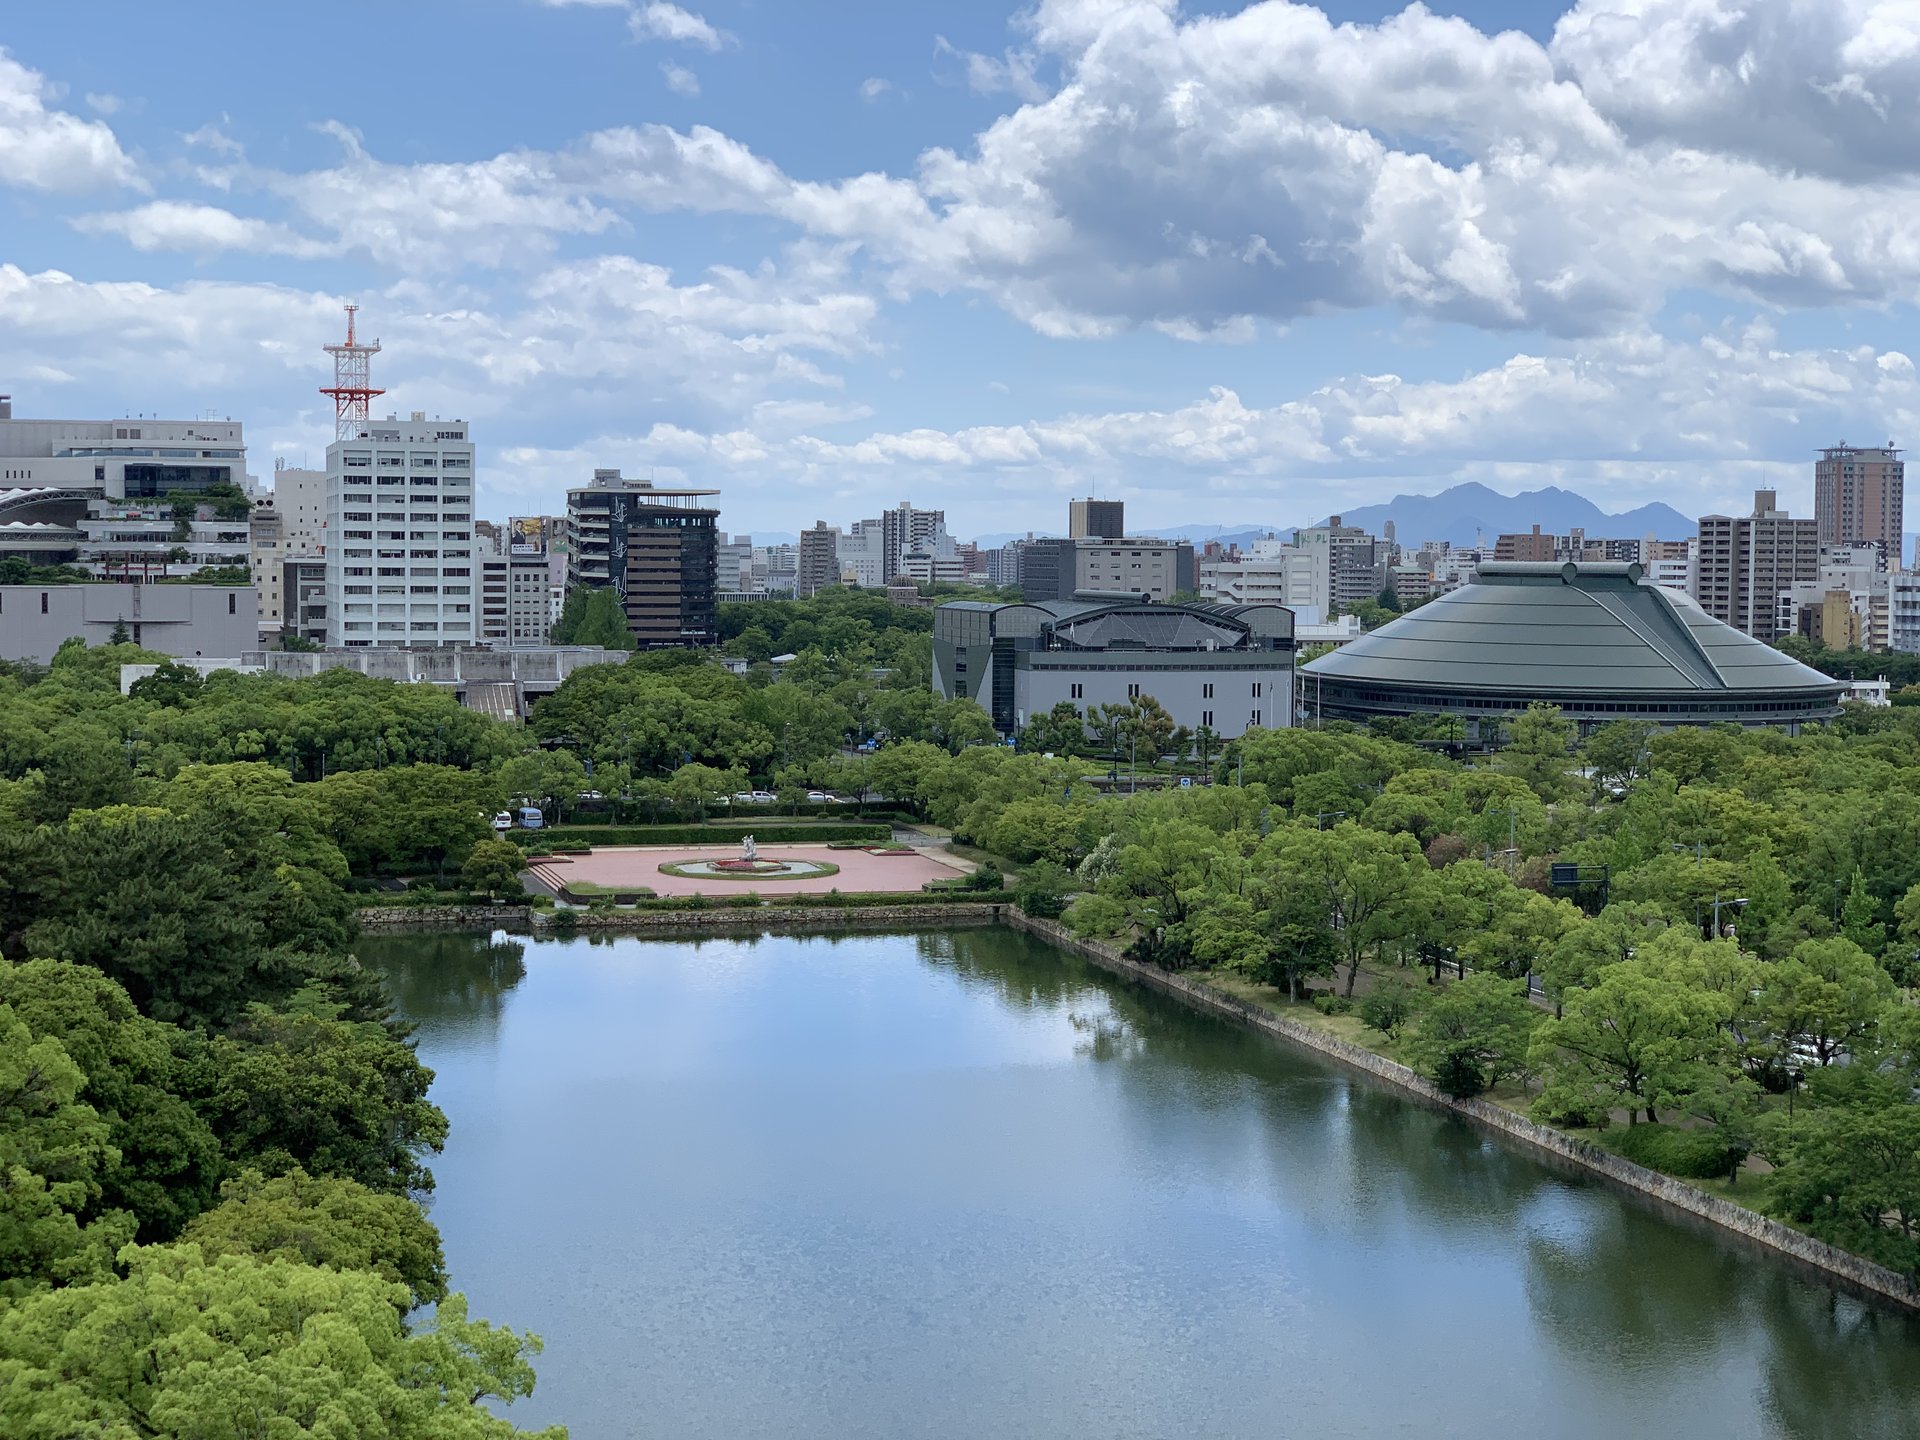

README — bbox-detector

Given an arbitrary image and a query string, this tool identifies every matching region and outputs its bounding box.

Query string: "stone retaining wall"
[357,905,533,929]
[534,903,1004,932]
[1007,911,1920,1315]
[355,902,1003,934]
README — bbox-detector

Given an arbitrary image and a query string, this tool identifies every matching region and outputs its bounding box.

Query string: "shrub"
[1608,1123,1749,1180]
[1313,994,1353,1016]
[1358,974,1426,1036]
[963,863,1005,893]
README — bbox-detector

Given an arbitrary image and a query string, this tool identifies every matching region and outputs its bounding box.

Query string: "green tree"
[0,959,223,1242]
[1841,866,1885,954]
[1403,974,1538,1098]
[192,1006,448,1196]
[1495,701,1579,803]
[9,812,352,1029]
[0,1004,133,1297]
[1582,718,1653,793]
[184,1167,449,1309]
[1766,1105,1920,1280]
[1531,960,1732,1126]
[1761,938,1895,1068]
[462,839,527,900]
[1019,701,1085,755]
[551,585,635,650]
[0,1245,562,1439]
[1274,822,1428,998]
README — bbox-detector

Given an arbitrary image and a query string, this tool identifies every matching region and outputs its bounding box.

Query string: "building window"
[41,592,49,614]
[1070,682,1083,700]
[227,594,236,614]
[1127,683,1141,699]
[1202,709,1213,728]
[1252,682,1263,698]
[1202,682,1214,699]
[1252,710,1262,726]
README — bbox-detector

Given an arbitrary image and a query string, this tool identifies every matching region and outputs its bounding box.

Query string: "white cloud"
[630,2,728,49]
[73,201,337,259]
[1551,0,1920,179]
[0,49,140,191]
[661,62,701,97]
[454,328,1920,527]
[84,92,122,116]
[933,36,1047,103]
[859,77,895,103]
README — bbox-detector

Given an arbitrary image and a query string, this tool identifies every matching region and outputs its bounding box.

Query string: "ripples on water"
[363,927,1920,1440]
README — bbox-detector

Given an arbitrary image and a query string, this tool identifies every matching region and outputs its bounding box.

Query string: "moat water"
[365,927,1920,1440]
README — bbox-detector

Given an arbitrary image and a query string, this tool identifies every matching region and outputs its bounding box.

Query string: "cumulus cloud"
[661,62,701,97]
[457,328,1920,526]
[631,2,728,49]
[73,201,337,259]
[0,49,140,191]
[0,245,880,460]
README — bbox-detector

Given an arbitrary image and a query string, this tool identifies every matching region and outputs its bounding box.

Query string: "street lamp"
[1709,894,1747,940]
[1671,841,1704,866]
[1313,810,1347,828]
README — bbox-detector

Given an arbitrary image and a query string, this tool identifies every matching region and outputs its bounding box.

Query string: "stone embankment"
[356,902,1003,933]
[1007,911,1920,1316]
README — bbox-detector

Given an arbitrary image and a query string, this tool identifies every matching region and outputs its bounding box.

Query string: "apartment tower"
[1814,443,1904,556]
[1692,489,1819,641]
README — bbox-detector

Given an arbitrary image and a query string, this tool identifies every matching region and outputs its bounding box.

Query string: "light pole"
[1709,894,1747,940]
[1671,841,1703,866]
[1313,810,1347,829]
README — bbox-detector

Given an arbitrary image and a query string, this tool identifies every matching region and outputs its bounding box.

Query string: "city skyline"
[1,2,1916,532]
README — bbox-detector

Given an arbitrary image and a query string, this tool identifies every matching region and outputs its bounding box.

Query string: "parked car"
[517,805,545,830]
[749,789,777,803]
[491,811,514,832]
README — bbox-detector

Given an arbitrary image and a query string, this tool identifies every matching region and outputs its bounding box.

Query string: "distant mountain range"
[1114,483,1697,549]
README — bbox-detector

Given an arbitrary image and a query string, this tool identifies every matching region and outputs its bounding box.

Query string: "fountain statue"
[741,835,758,861]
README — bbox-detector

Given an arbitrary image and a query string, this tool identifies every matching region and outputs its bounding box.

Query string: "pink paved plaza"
[528,843,970,898]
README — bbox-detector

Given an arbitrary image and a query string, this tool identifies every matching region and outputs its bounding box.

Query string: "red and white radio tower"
[320,303,384,440]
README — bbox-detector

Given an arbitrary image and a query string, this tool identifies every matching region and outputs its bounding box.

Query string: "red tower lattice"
[320,303,384,441]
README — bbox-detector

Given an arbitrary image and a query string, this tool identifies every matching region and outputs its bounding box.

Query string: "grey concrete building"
[1302,560,1843,739]
[1016,537,1077,602]
[933,596,1296,738]
[0,583,258,663]
[1073,538,1196,602]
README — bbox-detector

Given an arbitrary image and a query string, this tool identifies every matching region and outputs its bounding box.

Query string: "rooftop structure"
[1302,561,1844,738]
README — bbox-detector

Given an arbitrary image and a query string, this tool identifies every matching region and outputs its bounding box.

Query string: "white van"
[517,805,545,830]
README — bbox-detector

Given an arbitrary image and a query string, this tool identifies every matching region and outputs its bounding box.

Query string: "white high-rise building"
[324,412,476,648]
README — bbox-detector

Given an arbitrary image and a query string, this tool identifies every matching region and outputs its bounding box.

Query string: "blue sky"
[1,0,1916,539]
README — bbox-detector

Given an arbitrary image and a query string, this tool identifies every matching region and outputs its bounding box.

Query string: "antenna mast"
[320,303,384,440]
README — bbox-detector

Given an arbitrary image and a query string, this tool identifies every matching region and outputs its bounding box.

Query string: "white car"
[806,791,847,804]
[491,812,514,832]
